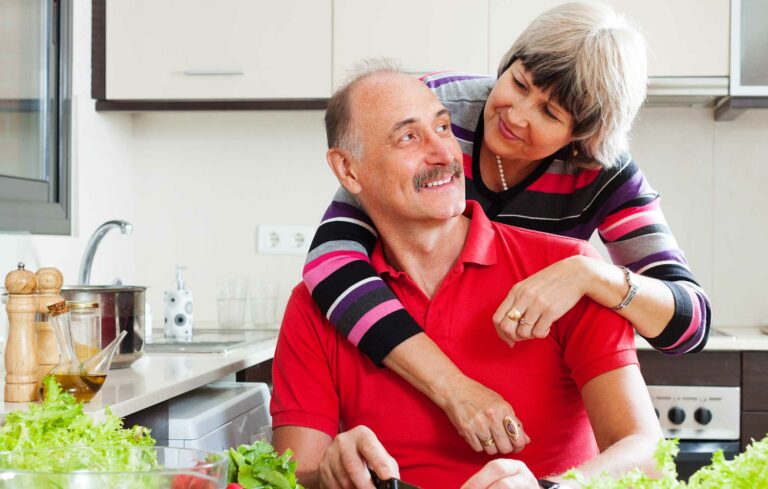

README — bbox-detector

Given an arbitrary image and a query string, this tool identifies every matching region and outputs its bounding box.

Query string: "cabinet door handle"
[182,70,245,76]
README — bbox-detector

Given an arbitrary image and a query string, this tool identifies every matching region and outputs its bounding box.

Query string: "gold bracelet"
[611,266,639,310]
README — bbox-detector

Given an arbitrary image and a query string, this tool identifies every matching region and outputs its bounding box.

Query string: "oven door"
[675,440,740,481]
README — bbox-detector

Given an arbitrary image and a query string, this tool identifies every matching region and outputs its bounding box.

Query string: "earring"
[572,146,579,157]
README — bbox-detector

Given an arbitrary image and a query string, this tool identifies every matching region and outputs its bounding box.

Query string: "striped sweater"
[304,73,710,365]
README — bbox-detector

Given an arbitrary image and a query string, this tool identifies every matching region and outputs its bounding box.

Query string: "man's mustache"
[412,160,463,192]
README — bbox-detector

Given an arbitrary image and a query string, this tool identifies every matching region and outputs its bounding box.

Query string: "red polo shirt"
[271,201,637,488]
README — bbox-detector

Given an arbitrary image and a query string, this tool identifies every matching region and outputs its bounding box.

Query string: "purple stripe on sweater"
[561,169,652,240]
[329,278,388,325]
[451,123,475,142]
[322,201,374,226]
[628,250,688,272]
[424,74,491,89]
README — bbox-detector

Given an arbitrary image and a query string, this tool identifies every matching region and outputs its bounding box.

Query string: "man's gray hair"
[325,59,403,159]
[498,2,648,168]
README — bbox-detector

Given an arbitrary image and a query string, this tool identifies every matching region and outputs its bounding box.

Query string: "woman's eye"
[543,106,559,121]
[400,133,415,142]
[513,77,526,90]
[436,123,450,133]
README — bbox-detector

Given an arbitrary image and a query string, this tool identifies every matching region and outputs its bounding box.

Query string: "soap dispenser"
[164,265,193,339]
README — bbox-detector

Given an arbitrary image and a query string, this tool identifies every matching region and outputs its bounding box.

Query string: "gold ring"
[480,436,495,448]
[504,416,521,441]
[506,308,522,322]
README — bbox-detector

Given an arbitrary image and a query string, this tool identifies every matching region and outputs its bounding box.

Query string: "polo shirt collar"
[371,200,498,277]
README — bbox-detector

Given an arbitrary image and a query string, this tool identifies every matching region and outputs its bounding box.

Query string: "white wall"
[2,0,768,335]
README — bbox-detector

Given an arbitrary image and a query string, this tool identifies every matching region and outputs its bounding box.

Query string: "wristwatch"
[537,479,561,489]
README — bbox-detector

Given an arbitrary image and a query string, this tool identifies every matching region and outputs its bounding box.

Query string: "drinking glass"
[217,279,248,328]
[250,281,279,328]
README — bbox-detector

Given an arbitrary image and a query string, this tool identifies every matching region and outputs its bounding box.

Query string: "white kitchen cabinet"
[103,0,331,100]
[488,0,730,77]
[333,0,489,86]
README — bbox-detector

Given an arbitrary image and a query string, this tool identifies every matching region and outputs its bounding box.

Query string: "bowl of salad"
[0,445,227,489]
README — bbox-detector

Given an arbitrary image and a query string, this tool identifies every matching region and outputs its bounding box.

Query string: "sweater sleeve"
[303,187,423,365]
[597,165,711,354]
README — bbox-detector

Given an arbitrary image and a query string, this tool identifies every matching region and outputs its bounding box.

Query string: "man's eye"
[436,123,450,133]
[400,133,415,142]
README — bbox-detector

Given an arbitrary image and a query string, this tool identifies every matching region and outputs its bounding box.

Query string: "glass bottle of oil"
[44,301,125,402]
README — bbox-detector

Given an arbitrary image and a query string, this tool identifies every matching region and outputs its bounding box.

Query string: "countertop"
[0,332,278,422]
[635,326,768,351]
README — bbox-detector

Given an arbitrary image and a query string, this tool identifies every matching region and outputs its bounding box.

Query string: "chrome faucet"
[78,220,133,285]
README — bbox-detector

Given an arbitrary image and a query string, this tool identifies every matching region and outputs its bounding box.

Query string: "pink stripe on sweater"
[600,200,660,229]
[347,299,403,346]
[661,285,701,350]
[527,169,600,194]
[304,251,370,292]
[601,212,662,242]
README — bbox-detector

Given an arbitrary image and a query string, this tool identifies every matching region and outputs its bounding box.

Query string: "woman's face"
[484,60,575,163]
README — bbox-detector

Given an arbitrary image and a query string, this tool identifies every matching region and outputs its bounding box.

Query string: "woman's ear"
[326,148,363,194]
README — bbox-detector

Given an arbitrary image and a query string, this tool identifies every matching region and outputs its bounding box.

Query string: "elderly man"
[270,66,661,489]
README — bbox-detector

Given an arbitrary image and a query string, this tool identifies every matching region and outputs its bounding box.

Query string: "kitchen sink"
[145,328,278,353]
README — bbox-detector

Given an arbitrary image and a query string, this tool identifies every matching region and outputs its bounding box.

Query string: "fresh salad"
[566,436,768,488]
[226,440,304,489]
[0,375,155,469]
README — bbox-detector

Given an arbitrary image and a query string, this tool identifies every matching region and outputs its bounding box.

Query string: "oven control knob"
[668,407,686,425]
[694,407,712,425]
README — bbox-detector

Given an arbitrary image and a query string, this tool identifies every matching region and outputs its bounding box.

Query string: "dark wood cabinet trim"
[741,412,768,451]
[743,352,768,411]
[95,99,328,111]
[637,351,741,386]
[91,0,106,100]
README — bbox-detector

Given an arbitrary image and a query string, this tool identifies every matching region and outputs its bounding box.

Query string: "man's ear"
[326,148,363,195]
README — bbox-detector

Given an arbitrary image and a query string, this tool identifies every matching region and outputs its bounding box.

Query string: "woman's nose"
[505,104,530,128]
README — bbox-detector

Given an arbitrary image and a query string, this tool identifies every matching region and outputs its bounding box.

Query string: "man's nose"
[424,130,457,164]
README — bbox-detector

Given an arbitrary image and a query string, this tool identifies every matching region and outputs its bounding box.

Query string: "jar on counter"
[66,301,101,363]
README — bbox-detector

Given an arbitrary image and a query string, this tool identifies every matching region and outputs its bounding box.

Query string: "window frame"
[0,0,72,235]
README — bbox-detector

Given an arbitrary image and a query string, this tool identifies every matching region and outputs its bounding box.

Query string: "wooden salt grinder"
[35,267,64,383]
[4,263,39,402]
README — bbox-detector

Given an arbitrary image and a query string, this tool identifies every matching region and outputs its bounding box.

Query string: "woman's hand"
[492,255,591,346]
[317,425,399,489]
[461,459,540,489]
[436,374,531,455]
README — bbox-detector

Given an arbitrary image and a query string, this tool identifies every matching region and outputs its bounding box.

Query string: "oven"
[647,385,741,481]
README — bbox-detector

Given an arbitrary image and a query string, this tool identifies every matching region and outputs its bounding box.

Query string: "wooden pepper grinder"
[4,262,39,402]
[35,267,64,383]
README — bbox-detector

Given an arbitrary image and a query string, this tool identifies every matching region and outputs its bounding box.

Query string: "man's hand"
[461,459,541,489]
[437,375,531,455]
[492,256,589,346]
[317,425,399,489]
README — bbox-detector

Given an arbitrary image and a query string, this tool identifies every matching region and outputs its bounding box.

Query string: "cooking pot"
[61,285,146,369]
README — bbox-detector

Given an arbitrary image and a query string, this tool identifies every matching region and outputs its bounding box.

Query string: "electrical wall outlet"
[256,225,316,255]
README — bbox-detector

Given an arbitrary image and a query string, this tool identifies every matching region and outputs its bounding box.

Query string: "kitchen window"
[0,0,71,235]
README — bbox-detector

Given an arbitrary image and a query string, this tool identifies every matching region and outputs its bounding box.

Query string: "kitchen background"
[1,0,767,333]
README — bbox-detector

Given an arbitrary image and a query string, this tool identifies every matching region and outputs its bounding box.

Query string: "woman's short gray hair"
[498,2,648,168]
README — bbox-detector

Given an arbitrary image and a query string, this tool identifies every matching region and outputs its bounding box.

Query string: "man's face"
[349,73,465,224]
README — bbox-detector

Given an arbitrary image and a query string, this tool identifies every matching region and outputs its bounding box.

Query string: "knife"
[370,469,422,489]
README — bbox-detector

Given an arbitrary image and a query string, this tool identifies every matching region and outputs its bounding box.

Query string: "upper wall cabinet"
[488,0,730,77]
[333,0,489,85]
[95,0,331,102]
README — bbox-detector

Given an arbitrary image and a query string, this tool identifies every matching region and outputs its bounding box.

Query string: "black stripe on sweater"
[311,260,381,315]
[310,221,379,255]
[358,309,423,367]
[644,281,693,349]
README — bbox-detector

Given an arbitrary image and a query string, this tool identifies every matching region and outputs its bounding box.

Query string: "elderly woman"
[304,0,709,464]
